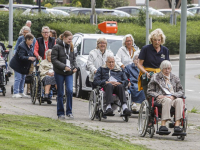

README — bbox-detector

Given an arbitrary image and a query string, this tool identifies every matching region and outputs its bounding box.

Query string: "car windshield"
[149,8,164,16]
[83,39,122,55]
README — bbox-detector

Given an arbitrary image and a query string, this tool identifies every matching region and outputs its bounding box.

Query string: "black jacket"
[10,41,35,75]
[37,37,55,59]
[93,66,128,88]
[51,38,77,76]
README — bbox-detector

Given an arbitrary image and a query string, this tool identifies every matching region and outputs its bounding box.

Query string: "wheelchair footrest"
[131,110,139,114]
[103,113,115,116]
[172,132,187,136]
[156,131,171,135]
[120,114,131,117]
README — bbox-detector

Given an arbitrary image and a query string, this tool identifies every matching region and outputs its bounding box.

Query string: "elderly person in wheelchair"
[147,60,184,133]
[39,49,57,102]
[93,55,132,116]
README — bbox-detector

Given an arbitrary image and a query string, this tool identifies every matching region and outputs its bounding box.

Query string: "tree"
[103,0,128,9]
[79,0,90,8]
[96,0,104,8]
[22,0,33,4]
[167,0,192,8]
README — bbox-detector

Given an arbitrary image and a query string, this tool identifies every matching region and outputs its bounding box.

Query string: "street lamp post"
[179,1,187,92]
[146,0,149,45]
[8,0,13,65]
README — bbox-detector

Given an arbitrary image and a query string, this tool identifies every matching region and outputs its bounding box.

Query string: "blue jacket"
[124,63,145,103]
[93,66,128,88]
[10,41,35,74]
[14,35,36,54]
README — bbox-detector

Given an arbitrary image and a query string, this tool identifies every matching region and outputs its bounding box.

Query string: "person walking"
[51,31,77,120]
[10,33,36,98]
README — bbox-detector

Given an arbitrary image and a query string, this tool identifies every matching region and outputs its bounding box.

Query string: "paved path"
[1,77,200,150]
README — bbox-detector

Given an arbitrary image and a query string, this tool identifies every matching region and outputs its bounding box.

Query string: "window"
[130,8,140,15]
[83,39,122,55]
[74,37,82,55]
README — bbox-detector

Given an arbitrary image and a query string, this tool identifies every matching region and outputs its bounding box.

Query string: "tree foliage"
[22,0,33,4]
[167,0,192,8]
[103,0,128,8]
[96,0,104,8]
[79,0,91,8]
[0,0,9,4]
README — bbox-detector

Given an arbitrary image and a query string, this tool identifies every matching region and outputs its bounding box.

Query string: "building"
[128,0,200,9]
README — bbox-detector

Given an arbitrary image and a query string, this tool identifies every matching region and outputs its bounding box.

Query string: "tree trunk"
[176,0,181,8]
[167,0,172,8]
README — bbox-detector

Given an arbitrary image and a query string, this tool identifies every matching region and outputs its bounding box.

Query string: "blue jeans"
[14,71,26,94]
[55,73,73,116]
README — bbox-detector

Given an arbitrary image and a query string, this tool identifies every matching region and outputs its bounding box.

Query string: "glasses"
[99,42,107,45]
[42,32,50,34]
[126,40,133,43]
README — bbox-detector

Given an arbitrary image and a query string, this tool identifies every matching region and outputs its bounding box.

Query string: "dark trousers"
[103,83,126,106]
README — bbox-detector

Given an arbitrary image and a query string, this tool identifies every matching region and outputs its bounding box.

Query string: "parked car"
[22,7,50,15]
[0,5,8,11]
[187,3,199,8]
[158,9,194,16]
[187,7,200,15]
[112,9,131,17]
[70,8,117,16]
[3,4,45,12]
[46,9,70,16]
[115,6,165,16]
[52,6,77,13]
[72,33,124,98]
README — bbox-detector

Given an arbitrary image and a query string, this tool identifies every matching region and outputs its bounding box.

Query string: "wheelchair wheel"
[2,89,6,96]
[98,110,102,121]
[122,116,129,122]
[89,90,97,120]
[148,126,155,138]
[138,100,149,137]
[11,85,13,94]
[178,109,188,141]
[31,77,37,104]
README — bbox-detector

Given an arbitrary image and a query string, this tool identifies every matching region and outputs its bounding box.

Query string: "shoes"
[12,94,22,98]
[159,126,168,132]
[174,126,183,133]
[26,91,31,95]
[66,114,74,119]
[58,115,65,120]
[44,94,49,100]
[20,93,30,98]
[123,108,131,116]
[104,108,113,115]
[131,103,137,111]
[131,103,141,112]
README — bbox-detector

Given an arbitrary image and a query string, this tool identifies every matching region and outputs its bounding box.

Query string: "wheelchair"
[138,96,187,140]
[30,64,66,105]
[89,86,131,122]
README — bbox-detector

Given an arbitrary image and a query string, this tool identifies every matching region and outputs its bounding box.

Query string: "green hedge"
[1,11,200,54]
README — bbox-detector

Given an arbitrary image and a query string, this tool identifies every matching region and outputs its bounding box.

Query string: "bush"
[44,3,53,8]
[1,12,200,54]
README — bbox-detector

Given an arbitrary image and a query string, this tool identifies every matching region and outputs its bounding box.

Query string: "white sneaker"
[131,102,137,112]
[20,93,30,98]
[12,94,22,98]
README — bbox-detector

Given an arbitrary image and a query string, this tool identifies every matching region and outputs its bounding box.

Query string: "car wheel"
[75,71,82,98]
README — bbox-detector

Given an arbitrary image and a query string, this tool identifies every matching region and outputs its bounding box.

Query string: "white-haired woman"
[138,28,170,98]
[87,37,114,84]
[116,34,140,69]
[147,60,184,133]
[39,49,57,103]
[34,26,56,60]
[124,51,145,111]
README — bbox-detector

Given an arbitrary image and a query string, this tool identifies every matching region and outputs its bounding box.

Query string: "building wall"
[128,0,200,9]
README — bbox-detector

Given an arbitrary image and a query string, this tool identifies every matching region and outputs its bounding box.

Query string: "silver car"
[72,33,124,98]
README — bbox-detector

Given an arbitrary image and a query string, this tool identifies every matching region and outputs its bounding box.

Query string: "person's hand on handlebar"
[29,57,36,61]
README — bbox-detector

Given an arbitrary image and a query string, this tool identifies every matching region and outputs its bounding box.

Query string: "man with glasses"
[34,26,56,60]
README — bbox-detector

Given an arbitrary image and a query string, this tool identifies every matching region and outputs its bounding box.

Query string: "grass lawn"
[0,114,148,150]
